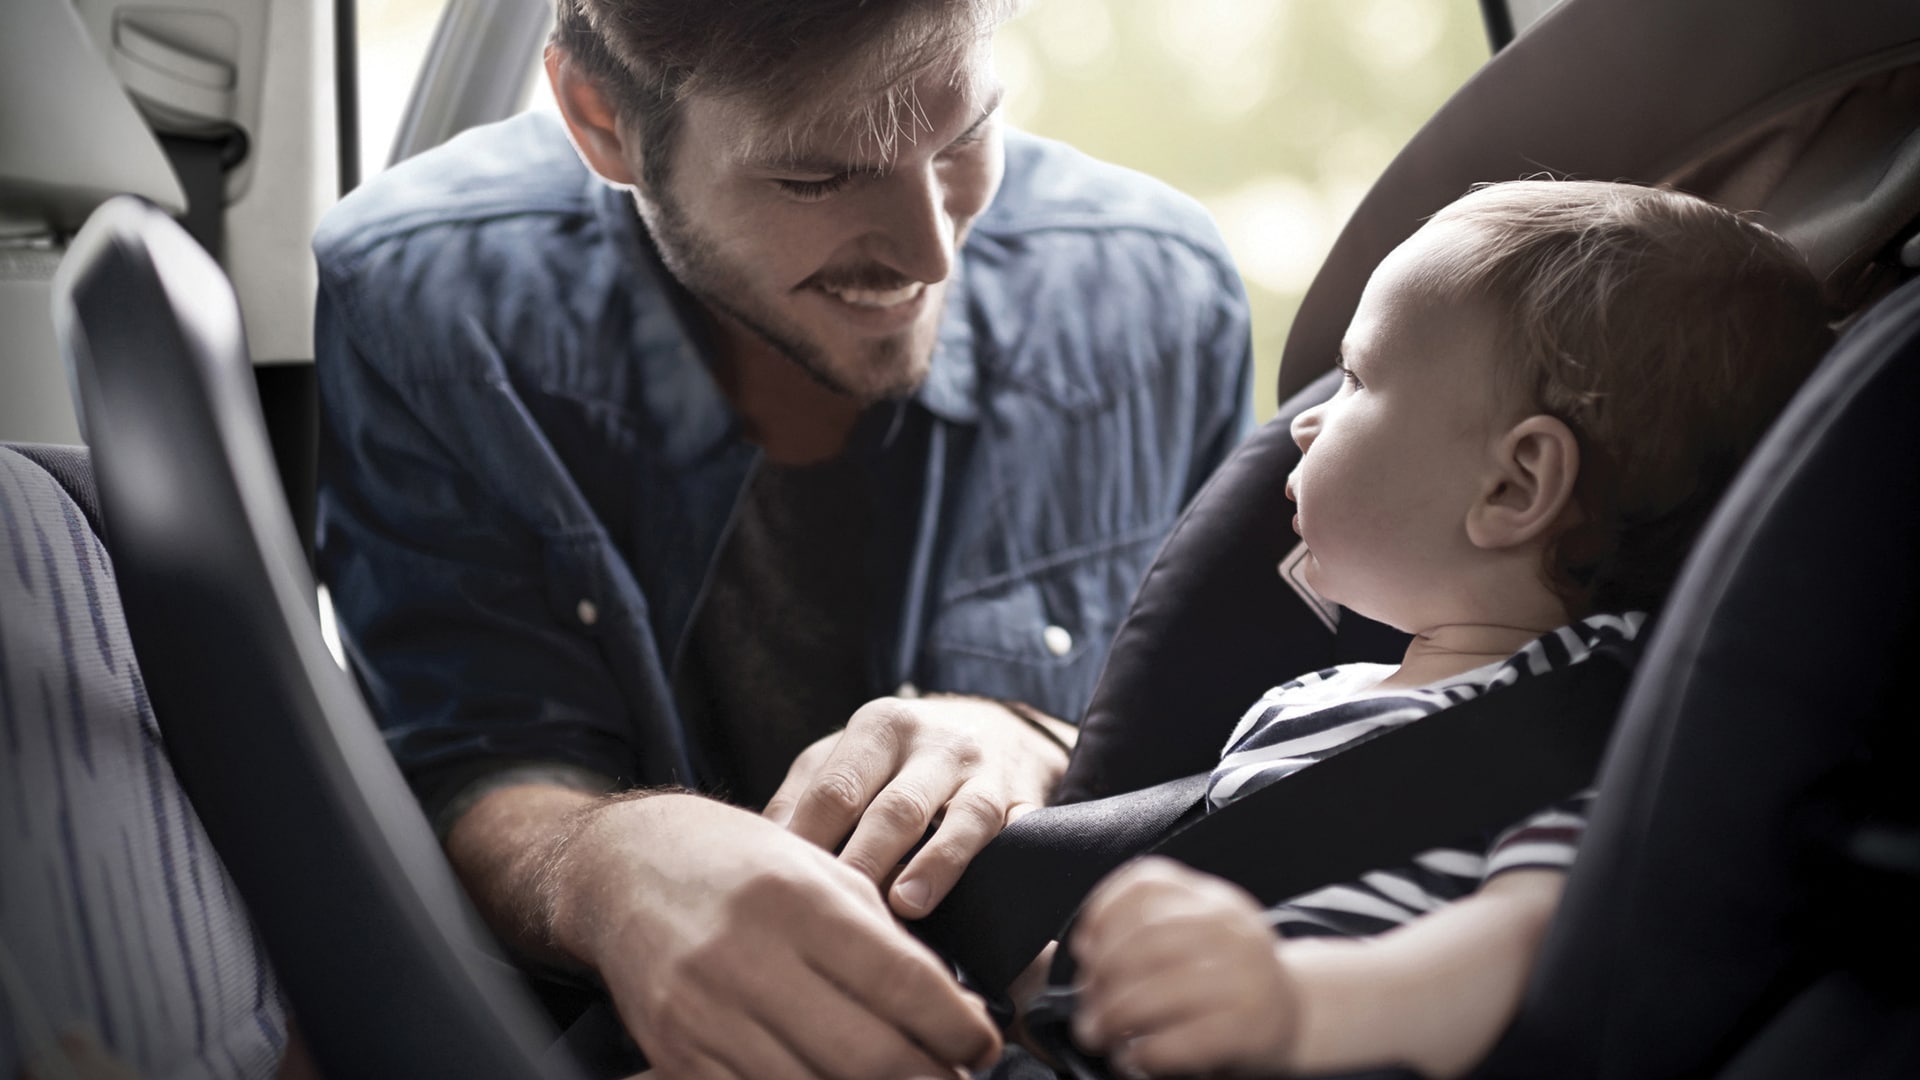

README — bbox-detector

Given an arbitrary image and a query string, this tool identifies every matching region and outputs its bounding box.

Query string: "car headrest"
[1482,271,1920,1078]
[0,1,184,228]
[1279,0,1920,404]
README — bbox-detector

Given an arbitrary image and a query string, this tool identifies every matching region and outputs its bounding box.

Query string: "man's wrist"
[922,690,1076,758]
[993,697,1076,757]
[537,788,703,965]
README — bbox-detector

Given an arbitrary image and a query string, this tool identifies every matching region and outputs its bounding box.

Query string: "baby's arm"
[1070,856,1566,1079]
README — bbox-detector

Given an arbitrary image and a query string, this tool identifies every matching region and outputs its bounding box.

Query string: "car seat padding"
[1059,369,1410,805]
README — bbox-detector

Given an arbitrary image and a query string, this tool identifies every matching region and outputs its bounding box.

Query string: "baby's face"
[1286,222,1517,632]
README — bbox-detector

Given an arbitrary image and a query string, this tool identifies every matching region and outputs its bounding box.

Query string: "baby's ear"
[1466,414,1580,551]
[546,46,641,187]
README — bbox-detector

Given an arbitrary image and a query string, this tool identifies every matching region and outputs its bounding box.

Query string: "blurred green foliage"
[997,1,1490,416]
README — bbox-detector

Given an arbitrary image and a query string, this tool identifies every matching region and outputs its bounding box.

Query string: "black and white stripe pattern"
[1206,612,1642,938]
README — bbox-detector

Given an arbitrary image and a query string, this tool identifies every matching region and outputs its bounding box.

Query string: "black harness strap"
[915,772,1213,997]
[1147,643,1632,915]
[916,643,1636,1006]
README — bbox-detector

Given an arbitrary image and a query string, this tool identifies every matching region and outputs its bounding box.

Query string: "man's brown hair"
[1424,180,1832,613]
[550,0,1020,193]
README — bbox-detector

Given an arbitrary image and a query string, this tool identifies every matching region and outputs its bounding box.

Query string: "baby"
[1061,180,1830,1079]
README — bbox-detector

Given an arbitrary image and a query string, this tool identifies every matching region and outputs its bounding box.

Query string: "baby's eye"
[1336,357,1364,390]
[775,174,852,201]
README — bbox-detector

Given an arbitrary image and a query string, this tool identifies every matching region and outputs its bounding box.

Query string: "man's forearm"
[443,782,620,969]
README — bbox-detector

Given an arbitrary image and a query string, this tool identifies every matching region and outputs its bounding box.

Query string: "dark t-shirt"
[673,454,878,809]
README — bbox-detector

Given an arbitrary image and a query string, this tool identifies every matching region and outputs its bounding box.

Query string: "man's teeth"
[825,282,926,308]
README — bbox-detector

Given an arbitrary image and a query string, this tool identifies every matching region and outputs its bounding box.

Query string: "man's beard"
[638,191,931,404]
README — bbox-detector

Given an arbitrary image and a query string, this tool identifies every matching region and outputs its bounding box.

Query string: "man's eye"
[942,128,990,156]
[776,175,852,201]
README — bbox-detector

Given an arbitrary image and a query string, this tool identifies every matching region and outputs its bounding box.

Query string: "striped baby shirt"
[1208,612,1644,938]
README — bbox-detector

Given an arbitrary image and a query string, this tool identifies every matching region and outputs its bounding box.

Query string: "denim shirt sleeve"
[313,276,661,814]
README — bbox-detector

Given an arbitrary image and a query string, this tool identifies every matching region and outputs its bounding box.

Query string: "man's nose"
[870,164,956,285]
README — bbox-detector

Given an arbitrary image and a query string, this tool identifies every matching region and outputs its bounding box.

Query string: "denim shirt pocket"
[539,528,625,639]
[920,525,1169,724]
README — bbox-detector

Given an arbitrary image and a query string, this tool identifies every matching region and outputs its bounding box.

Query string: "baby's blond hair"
[1422,180,1830,612]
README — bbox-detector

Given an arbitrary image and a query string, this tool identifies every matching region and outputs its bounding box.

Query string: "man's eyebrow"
[748,89,1005,175]
[955,89,1006,143]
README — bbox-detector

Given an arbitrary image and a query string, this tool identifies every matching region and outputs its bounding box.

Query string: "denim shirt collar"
[589,178,982,471]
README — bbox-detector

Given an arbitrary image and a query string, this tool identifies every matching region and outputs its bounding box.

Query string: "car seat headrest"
[1666,62,1920,316]
[1277,0,1920,405]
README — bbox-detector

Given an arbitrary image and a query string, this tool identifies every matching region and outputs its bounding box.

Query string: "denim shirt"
[313,112,1252,812]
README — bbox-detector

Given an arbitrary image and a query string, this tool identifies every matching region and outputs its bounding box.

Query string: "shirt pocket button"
[1043,624,1073,657]
[576,598,599,626]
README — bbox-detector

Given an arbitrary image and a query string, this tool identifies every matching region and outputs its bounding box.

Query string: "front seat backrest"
[51,196,581,1080]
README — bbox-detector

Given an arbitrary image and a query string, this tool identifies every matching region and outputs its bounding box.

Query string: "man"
[312,0,1251,1075]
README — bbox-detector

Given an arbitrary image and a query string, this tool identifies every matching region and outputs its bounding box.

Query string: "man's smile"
[821,280,927,308]
[803,278,936,334]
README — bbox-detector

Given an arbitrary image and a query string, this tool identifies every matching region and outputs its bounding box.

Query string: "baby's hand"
[1070,856,1299,1077]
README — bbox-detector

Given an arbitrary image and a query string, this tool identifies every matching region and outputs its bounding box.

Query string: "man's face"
[1285,222,1518,633]
[635,43,1006,403]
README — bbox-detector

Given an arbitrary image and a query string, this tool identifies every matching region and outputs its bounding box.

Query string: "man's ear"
[1466,414,1581,551]
[545,45,640,187]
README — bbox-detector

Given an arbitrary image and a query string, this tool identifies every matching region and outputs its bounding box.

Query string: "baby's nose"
[1290,405,1321,452]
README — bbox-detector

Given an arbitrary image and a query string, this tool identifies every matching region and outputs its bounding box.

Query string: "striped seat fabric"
[0,446,286,1079]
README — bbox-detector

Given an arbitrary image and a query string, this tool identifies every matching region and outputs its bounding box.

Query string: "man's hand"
[763,694,1073,918]
[1070,857,1300,1078]
[456,788,1002,1080]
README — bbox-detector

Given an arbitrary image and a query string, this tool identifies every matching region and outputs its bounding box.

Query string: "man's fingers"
[762,764,813,831]
[678,1020,801,1080]
[890,784,1016,917]
[784,706,913,852]
[835,756,964,886]
[812,905,1003,1071]
[762,957,971,1080]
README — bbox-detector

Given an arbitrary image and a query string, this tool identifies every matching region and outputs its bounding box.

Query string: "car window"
[994,1,1489,418]
[357,0,451,174]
